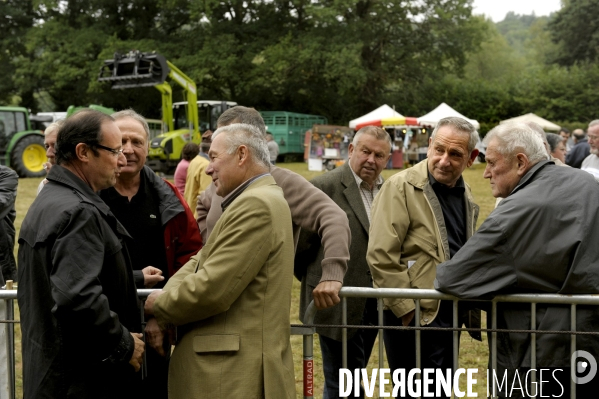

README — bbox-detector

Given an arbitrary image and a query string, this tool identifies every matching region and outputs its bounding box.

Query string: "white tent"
[349,104,403,129]
[417,103,480,130]
[499,113,561,131]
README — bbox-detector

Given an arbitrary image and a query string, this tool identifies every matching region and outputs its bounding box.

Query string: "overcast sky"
[472,0,562,22]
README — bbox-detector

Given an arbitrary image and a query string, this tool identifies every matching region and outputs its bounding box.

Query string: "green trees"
[1,1,597,130]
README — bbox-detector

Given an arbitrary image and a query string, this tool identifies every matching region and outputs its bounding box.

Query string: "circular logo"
[571,350,597,385]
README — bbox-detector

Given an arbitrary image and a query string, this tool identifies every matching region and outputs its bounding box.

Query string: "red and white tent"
[349,104,419,130]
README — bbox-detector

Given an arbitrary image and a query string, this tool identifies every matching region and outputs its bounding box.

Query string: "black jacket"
[565,138,590,168]
[18,165,141,399]
[0,165,17,283]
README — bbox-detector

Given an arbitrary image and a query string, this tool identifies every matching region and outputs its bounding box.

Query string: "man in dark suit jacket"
[296,126,391,399]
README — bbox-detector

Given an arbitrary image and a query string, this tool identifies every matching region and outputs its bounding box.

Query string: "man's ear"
[515,153,530,176]
[75,143,91,163]
[237,145,249,165]
[467,149,480,167]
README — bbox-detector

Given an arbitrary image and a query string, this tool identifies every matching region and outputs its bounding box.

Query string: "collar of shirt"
[221,173,271,211]
[428,171,465,197]
[102,170,148,203]
[349,166,384,191]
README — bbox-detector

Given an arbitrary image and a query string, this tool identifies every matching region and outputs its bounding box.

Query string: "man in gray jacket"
[436,122,599,398]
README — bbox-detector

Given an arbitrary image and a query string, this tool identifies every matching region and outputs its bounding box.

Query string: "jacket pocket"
[193,334,240,353]
[406,252,437,289]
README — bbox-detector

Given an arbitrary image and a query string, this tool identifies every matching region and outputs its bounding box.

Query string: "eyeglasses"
[95,144,124,157]
[588,134,599,141]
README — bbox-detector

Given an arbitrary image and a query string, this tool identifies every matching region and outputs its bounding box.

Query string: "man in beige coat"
[367,117,481,398]
[145,123,296,398]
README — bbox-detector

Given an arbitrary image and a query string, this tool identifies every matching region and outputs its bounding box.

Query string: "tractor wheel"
[11,135,47,178]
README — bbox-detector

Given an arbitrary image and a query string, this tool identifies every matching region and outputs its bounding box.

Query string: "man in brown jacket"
[196,106,351,309]
[367,116,481,398]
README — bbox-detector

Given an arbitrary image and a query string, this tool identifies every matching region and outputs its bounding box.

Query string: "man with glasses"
[18,109,145,399]
[581,120,599,182]
[99,109,202,398]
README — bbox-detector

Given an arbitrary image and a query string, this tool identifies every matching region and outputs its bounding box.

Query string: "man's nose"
[117,152,127,167]
[483,164,491,179]
[206,163,214,175]
[122,141,133,153]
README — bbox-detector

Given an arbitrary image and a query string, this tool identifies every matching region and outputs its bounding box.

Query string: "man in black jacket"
[0,164,17,283]
[18,110,145,399]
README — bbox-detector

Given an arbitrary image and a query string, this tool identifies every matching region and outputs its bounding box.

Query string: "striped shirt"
[349,167,384,222]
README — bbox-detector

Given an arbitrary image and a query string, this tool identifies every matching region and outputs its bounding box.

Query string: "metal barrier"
[4,287,599,399]
[295,287,599,399]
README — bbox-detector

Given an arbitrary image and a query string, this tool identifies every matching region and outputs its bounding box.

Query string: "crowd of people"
[5,106,599,399]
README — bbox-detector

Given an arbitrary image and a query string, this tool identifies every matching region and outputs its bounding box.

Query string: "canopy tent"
[499,113,561,131]
[355,116,420,131]
[349,105,403,129]
[417,103,480,130]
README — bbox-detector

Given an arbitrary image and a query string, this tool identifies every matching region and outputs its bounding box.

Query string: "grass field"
[11,161,495,398]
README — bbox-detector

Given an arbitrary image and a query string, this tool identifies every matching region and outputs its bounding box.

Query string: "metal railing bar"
[377,298,383,370]
[571,303,576,399]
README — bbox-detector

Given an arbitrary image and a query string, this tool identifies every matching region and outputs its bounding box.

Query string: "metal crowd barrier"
[3,287,599,399]
[295,287,599,399]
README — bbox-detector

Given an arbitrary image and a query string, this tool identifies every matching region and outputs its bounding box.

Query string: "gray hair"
[524,121,550,156]
[352,126,392,151]
[589,120,599,129]
[430,117,480,153]
[483,122,548,164]
[212,123,270,168]
[111,109,150,140]
[45,120,64,136]
[546,133,564,152]
[217,106,266,136]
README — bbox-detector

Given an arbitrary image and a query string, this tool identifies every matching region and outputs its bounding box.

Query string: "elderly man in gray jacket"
[436,122,599,398]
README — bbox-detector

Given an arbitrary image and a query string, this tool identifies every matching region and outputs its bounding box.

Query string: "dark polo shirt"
[428,172,467,258]
[100,172,168,288]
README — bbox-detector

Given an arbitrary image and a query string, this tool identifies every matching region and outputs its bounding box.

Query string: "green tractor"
[0,107,47,177]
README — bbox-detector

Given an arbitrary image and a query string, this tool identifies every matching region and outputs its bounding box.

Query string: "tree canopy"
[1,1,597,131]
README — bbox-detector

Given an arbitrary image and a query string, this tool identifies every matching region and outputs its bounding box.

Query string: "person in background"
[581,119,599,182]
[196,106,350,312]
[565,128,590,168]
[18,110,144,399]
[198,130,212,161]
[37,120,63,194]
[266,132,279,165]
[99,109,202,399]
[174,142,199,196]
[184,140,212,216]
[295,126,391,398]
[559,127,573,153]
[0,164,18,283]
[546,133,567,164]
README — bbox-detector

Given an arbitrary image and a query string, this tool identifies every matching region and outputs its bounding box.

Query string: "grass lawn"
[11,161,495,398]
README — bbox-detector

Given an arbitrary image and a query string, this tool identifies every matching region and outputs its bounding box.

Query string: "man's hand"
[43,162,52,174]
[312,280,342,309]
[142,266,164,288]
[402,310,415,326]
[144,289,165,316]
[129,332,145,372]
[145,317,166,357]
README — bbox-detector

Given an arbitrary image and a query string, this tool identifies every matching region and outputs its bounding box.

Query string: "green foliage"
[549,0,599,66]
